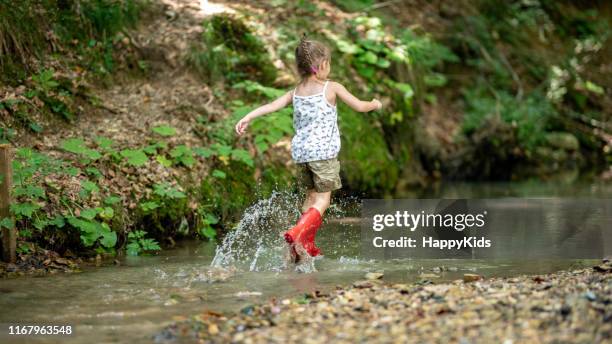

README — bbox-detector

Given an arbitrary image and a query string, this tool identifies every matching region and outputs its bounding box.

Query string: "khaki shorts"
[297,158,342,193]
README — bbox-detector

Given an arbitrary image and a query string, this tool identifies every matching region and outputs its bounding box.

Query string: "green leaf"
[16,244,31,254]
[376,58,391,68]
[99,227,117,248]
[61,138,101,160]
[85,167,103,179]
[391,82,414,99]
[232,81,285,99]
[141,238,161,251]
[120,149,148,167]
[143,144,159,155]
[80,208,98,220]
[103,195,121,205]
[49,215,65,228]
[151,125,177,137]
[67,217,101,247]
[126,230,160,255]
[336,39,362,55]
[29,122,43,133]
[194,147,214,158]
[81,180,99,194]
[212,170,226,179]
[205,213,219,225]
[10,202,40,218]
[388,46,409,63]
[201,226,216,239]
[128,230,145,240]
[33,218,49,230]
[211,143,233,157]
[156,155,173,167]
[177,155,195,167]
[95,136,115,150]
[170,145,189,158]
[230,149,254,167]
[126,242,141,256]
[152,183,186,199]
[361,51,378,64]
[424,73,447,87]
[585,81,604,95]
[355,65,376,78]
[98,207,114,220]
[66,167,80,176]
[0,217,14,229]
[14,185,45,199]
[140,201,159,212]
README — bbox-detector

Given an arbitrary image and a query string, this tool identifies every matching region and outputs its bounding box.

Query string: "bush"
[189,14,277,85]
[462,87,557,151]
[0,0,143,83]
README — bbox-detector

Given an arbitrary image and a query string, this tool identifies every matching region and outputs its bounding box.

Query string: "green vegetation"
[451,1,609,158]
[189,14,277,85]
[0,0,145,138]
[1,0,609,262]
[0,0,141,81]
[126,230,161,256]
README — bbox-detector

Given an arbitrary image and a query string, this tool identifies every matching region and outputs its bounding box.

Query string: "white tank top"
[291,81,341,163]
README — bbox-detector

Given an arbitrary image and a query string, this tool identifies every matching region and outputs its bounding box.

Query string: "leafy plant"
[126,230,161,256]
[169,145,196,167]
[61,138,102,161]
[153,182,186,199]
[152,125,177,137]
[462,87,557,150]
[189,14,277,84]
[196,209,218,240]
[66,216,117,248]
[120,149,148,166]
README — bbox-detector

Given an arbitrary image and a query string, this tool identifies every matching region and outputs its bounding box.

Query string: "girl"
[235,35,382,260]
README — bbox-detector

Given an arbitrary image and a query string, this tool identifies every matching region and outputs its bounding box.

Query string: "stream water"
[0,181,609,343]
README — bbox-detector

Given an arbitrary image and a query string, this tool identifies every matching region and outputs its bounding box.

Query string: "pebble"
[365,272,384,280]
[157,260,612,343]
[463,273,482,282]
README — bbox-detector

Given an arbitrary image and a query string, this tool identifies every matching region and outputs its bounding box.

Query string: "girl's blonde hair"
[295,34,330,78]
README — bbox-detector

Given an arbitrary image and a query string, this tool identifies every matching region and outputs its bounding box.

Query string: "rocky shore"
[157,260,611,343]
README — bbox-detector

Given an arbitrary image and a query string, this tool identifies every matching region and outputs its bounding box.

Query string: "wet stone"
[156,262,611,343]
[463,273,483,282]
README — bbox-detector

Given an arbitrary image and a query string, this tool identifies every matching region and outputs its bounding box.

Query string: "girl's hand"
[235,117,250,136]
[372,99,382,111]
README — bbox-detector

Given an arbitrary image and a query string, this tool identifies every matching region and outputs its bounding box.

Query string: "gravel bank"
[157,260,611,343]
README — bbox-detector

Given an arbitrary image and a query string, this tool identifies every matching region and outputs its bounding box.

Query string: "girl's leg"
[309,191,331,215]
[301,189,317,213]
[302,189,331,214]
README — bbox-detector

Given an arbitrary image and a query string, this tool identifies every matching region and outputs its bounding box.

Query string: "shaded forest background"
[0,0,610,260]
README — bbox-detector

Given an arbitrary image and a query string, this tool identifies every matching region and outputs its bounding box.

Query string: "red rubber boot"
[284,208,323,257]
[296,214,322,256]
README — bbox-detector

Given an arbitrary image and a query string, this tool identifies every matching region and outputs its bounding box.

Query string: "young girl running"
[235,36,382,260]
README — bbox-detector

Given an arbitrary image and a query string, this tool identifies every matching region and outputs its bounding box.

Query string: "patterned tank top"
[291,81,341,163]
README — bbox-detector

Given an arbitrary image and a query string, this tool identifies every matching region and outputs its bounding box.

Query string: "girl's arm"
[235,91,293,136]
[332,82,382,112]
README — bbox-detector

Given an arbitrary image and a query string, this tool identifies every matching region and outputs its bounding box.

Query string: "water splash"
[211,191,302,272]
[210,190,358,273]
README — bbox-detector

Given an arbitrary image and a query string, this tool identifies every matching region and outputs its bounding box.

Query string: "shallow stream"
[0,181,609,343]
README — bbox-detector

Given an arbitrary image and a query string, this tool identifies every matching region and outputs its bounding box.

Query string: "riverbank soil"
[158,260,611,343]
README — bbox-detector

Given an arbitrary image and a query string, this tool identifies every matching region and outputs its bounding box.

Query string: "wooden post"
[0,144,15,263]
